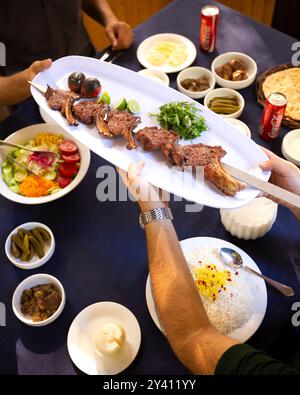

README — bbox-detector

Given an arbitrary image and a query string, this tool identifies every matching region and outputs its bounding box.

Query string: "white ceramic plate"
[0,123,90,204]
[39,106,58,124]
[225,118,251,138]
[136,33,197,73]
[146,237,267,342]
[67,302,141,375]
[31,55,270,209]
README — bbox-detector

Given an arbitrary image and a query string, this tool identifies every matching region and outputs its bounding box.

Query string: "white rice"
[185,247,253,334]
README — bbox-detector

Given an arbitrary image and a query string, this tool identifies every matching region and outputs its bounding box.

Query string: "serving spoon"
[0,140,60,159]
[218,247,295,297]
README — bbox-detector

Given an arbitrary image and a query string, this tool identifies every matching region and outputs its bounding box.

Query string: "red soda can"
[200,5,219,53]
[259,92,287,141]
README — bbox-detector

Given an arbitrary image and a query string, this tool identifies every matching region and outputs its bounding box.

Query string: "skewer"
[28,80,47,94]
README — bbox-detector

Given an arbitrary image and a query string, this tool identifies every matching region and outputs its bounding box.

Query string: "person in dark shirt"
[0,0,133,106]
[119,148,300,375]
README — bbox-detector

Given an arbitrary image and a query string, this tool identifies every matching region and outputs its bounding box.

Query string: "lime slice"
[115,97,127,111]
[98,91,111,105]
[127,99,140,114]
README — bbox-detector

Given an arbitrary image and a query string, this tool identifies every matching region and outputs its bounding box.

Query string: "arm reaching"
[260,148,300,220]
[119,162,239,374]
[0,59,52,106]
[82,0,133,50]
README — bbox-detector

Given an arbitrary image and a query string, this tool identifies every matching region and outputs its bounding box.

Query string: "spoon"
[218,247,295,297]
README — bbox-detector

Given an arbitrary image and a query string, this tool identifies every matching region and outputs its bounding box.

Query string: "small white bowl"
[282,129,300,166]
[211,52,257,90]
[137,68,169,86]
[12,273,65,326]
[177,66,215,99]
[5,222,55,270]
[225,118,251,138]
[204,88,245,118]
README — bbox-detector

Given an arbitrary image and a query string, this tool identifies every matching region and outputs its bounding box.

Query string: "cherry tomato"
[57,175,72,188]
[59,140,78,154]
[59,162,78,178]
[81,78,101,98]
[62,153,80,163]
[68,72,85,93]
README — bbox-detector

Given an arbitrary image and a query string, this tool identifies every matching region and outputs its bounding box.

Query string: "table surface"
[0,0,300,375]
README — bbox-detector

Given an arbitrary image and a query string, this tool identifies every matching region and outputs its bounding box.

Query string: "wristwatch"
[139,207,173,229]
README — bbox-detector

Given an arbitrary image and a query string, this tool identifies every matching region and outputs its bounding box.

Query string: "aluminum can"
[259,92,287,141]
[200,5,219,52]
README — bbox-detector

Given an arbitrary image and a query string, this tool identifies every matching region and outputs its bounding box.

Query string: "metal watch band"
[139,207,173,229]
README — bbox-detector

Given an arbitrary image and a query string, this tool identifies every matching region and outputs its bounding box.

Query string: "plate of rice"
[145,237,267,342]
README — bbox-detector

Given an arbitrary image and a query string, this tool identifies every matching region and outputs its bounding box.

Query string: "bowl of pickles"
[204,88,245,119]
[5,222,55,269]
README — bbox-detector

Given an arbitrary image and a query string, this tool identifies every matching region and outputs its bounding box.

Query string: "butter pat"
[94,323,125,356]
[220,197,278,240]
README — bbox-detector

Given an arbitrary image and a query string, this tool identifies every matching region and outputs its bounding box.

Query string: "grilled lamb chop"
[171,144,243,196]
[171,143,226,167]
[72,100,100,124]
[95,107,114,138]
[62,95,79,126]
[45,85,80,126]
[136,127,179,152]
[105,110,141,150]
[136,126,243,196]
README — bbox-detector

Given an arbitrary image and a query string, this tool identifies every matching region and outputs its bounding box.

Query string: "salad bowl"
[0,123,90,204]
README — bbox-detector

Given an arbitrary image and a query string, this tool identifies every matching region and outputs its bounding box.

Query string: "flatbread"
[262,67,300,121]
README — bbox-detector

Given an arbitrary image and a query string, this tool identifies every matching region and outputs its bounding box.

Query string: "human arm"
[121,162,239,374]
[0,59,52,106]
[82,0,133,50]
[260,148,300,220]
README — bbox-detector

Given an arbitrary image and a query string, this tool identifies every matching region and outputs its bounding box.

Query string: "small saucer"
[67,302,141,375]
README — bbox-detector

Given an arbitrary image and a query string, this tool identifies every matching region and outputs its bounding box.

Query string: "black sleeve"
[215,344,300,375]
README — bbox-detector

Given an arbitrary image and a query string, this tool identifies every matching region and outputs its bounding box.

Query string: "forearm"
[0,71,29,106]
[291,207,300,221]
[82,0,117,26]
[143,208,239,374]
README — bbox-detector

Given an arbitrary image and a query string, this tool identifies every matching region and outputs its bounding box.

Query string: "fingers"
[260,159,275,172]
[105,27,118,50]
[30,58,52,75]
[128,161,145,180]
[106,22,133,50]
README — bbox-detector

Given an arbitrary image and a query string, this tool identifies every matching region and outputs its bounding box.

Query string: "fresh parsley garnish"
[150,101,207,140]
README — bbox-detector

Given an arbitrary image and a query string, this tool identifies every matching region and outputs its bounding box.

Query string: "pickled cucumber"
[10,226,51,262]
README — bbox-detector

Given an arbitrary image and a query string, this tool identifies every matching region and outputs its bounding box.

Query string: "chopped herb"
[149,101,207,140]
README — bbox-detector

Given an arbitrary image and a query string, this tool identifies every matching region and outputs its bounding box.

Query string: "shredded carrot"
[33,133,63,147]
[19,175,58,197]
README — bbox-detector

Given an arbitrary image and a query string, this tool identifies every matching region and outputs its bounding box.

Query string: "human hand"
[260,147,300,219]
[105,21,133,50]
[118,161,168,211]
[24,58,52,82]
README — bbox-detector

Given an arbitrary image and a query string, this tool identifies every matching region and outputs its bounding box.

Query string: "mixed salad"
[1,133,81,197]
